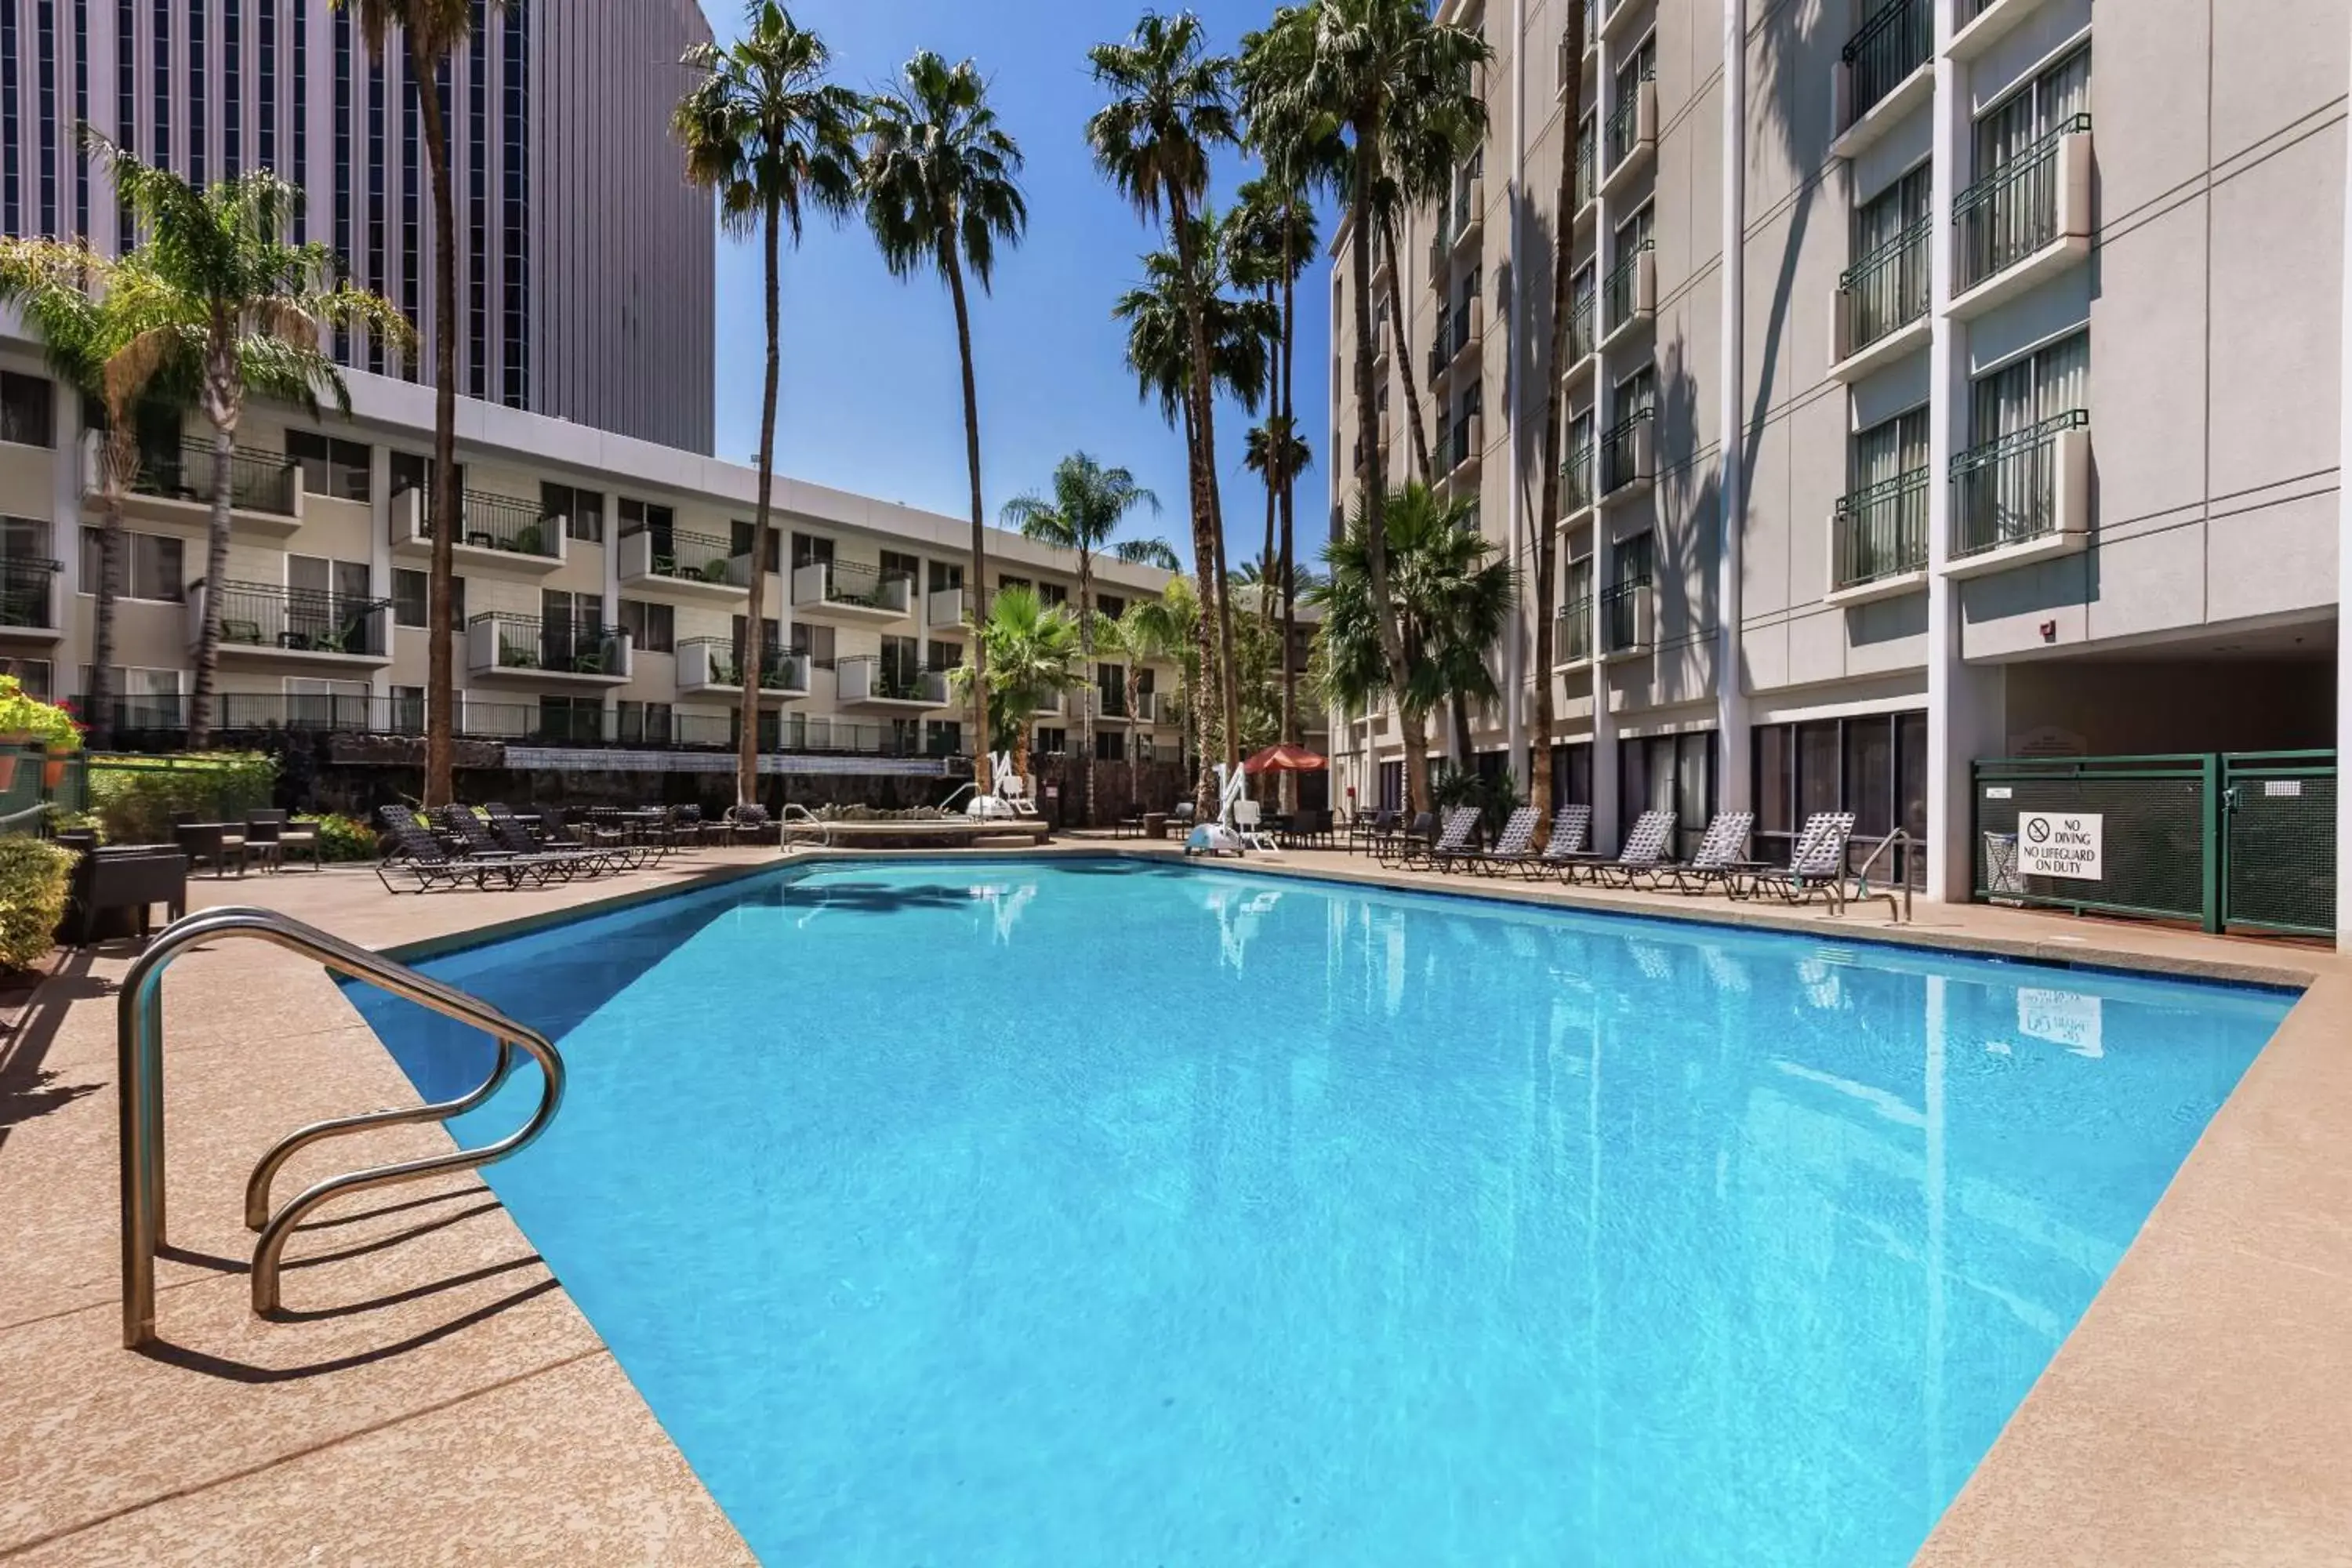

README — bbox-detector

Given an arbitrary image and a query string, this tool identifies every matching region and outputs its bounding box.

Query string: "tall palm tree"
[675,3,862,808]
[1001,453,1161,827]
[949,584,1082,791]
[1087,12,1240,813]
[335,0,495,806]
[862,52,1025,793]
[1240,416,1310,637]
[89,136,409,748]
[1530,0,1589,833]
[0,241,192,748]
[1240,0,1489,813]
[1109,573,1202,778]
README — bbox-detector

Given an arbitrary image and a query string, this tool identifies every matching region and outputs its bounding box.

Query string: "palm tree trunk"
[416,30,459,808]
[189,413,233,750]
[1165,188,1222,818]
[739,197,782,808]
[1076,548,1094,826]
[89,429,134,750]
[1382,209,1435,488]
[943,244,989,797]
[1452,691,1474,765]
[1530,0,1586,842]
[1277,228,1300,817]
[1351,126,1425,815]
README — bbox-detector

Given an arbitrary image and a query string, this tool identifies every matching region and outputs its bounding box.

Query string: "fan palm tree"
[334,0,496,805]
[1240,416,1311,637]
[1087,12,1241,811]
[88,135,410,748]
[1001,452,1161,827]
[0,242,194,748]
[1105,574,1201,779]
[949,584,1082,790]
[675,3,861,808]
[861,51,1026,797]
[1239,0,1489,813]
[1530,0,1589,834]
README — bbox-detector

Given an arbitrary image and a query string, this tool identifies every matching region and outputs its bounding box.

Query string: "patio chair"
[1114,805,1145,840]
[375,817,521,892]
[1399,807,1481,871]
[1168,801,1197,835]
[1581,810,1679,887]
[1655,811,1758,894]
[431,804,598,884]
[1519,807,1593,879]
[1458,806,1544,876]
[1744,812,1859,907]
[1374,811,1438,867]
[172,821,245,880]
[1231,798,1279,855]
[64,846,189,946]
[240,815,285,874]
[249,809,323,871]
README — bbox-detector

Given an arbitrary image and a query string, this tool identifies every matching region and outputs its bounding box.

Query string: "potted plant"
[514,523,544,556]
[0,677,80,791]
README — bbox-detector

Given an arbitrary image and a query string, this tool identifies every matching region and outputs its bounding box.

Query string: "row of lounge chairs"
[373,802,777,893]
[1368,805,1863,906]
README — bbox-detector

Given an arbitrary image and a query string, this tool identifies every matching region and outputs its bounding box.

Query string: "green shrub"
[0,835,74,970]
[311,812,381,862]
[88,752,278,844]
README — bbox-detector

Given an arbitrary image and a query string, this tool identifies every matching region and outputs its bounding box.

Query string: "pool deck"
[0,839,2346,1564]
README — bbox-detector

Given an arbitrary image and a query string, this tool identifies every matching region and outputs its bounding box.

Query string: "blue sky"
[696,0,1330,572]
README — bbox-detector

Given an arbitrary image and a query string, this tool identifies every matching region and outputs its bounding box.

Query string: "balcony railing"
[469,612,628,676]
[1560,441,1595,514]
[1842,0,1931,122]
[1603,68,1654,168]
[209,579,391,655]
[838,655,950,706]
[1600,408,1653,493]
[1831,469,1929,590]
[0,557,59,628]
[1573,134,1595,210]
[1566,294,1595,364]
[677,637,806,691]
[416,489,564,558]
[1555,597,1592,663]
[1838,216,1931,357]
[1134,690,1161,724]
[1955,114,2089,292]
[1599,578,1650,655]
[1603,241,1652,332]
[793,558,912,614]
[131,439,299,516]
[1094,685,1130,720]
[1451,174,1481,240]
[1950,410,2087,560]
[623,526,749,587]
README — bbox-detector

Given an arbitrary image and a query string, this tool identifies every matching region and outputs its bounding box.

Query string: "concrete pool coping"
[0,840,2342,1562]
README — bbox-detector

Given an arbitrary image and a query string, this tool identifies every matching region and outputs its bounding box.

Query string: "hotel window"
[149,0,166,170]
[1,657,53,699]
[617,598,673,653]
[388,449,459,499]
[390,685,424,732]
[5,0,21,234]
[0,372,53,446]
[1095,731,1127,762]
[392,568,429,627]
[728,613,778,656]
[1097,592,1125,621]
[617,700,673,745]
[927,639,961,670]
[1620,731,1715,862]
[366,56,386,372]
[1853,407,1927,490]
[256,0,273,169]
[1545,742,1595,813]
[400,65,419,379]
[1752,713,1927,883]
[788,621,834,667]
[1000,573,1032,594]
[1035,727,1067,756]
[222,0,240,177]
[1037,582,1068,608]
[1612,365,1656,426]
[1969,329,2087,447]
[1975,45,2089,178]
[282,677,369,728]
[927,720,962,756]
[37,0,57,235]
[115,0,132,238]
[537,695,604,742]
[467,16,487,396]
[79,526,183,601]
[187,0,204,183]
[499,0,529,408]
[288,555,371,622]
[791,531,832,569]
[332,8,351,355]
[879,634,921,687]
[81,665,182,724]
[548,482,605,543]
[290,0,306,241]
[288,431,371,499]
[879,549,920,586]
[927,559,963,593]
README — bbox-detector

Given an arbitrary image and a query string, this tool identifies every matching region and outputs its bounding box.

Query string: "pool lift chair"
[1185,762,1261,857]
[964,751,1037,820]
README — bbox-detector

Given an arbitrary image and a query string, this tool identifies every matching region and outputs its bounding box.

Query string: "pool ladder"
[118,907,566,1350]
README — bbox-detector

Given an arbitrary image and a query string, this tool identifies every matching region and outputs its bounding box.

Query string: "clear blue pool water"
[345,859,2292,1566]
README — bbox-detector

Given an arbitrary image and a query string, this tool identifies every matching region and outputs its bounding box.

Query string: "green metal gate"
[2220,751,2336,937]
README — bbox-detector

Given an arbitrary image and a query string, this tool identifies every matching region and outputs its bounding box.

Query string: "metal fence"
[0,742,87,827]
[1842,0,1930,121]
[1973,751,2336,936]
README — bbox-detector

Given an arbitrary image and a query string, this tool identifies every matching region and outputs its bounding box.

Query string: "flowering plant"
[0,677,85,752]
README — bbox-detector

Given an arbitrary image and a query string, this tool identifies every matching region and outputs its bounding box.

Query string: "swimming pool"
[347,858,2292,1566]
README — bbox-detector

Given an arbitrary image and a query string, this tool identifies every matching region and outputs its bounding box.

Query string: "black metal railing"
[1446,414,1479,474]
[1599,578,1650,655]
[210,580,392,655]
[1600,408,1653,492]
[0,556,59,628]
[1950,409,2086,559]
[1574,132,1595,209]
[1560,440,1595,514]
[1955,114,2089,292]
[131,438,299,516]
[840,654,952,704]
[1842,0,1930,123]
[470,612,627,675]
[415,489,564,557]
[1603,241,1651,332]
[677,637,806,691]
[1566,293,1595,363]
[796,557,912,612]
[1603,67,1653,169]
[626,526,747,587]
[1831,469,1929,590]
[1838,216,1930,356]
[1556,597,1592,662]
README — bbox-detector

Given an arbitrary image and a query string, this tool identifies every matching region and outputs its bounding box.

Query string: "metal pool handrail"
[118,906,565,1348]
[1846,828,1915,924]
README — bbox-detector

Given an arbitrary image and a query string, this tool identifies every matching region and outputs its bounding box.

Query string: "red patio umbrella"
[1243,742,1327,775]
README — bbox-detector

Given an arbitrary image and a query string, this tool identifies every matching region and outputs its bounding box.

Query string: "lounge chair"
[1400,807,1480,871]
[376,817,524,892]
[1582,809,1679,887]
[1374,811,1437,867]
[431,804,604,884]
[1345,808,1396,855]
[1655,811,1758,894]
[1457,806,1543,875]
[1743,812,1858,907]
[1518,807,1593,879]
[725,803,780,845]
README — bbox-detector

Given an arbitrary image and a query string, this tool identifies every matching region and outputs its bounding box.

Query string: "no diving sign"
[2017,811,2103,880]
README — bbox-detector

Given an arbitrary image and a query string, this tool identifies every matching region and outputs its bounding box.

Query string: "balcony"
[1599,408,1655,502]
[1133,689,1163,724]
[466,612,632,684]
[105,437,304,539]
[194,579,393,666]
[1571,133,1596,228]
[1829,216,1931,380]
[1559,440,1596,520]
[1443,413,1483,488]
[1600,75,1657,198]
[791,558,913,624]
[1599,0,1646,45]
[1600,244,1654,349]
[1826,469,1929,606]
[837,655,950,710]
[1945,411,2090,579]
[1598,578,1653,661]
[1555,597,1593,667]
[675,637,809,702]
[1947,0,2056,61]
[926,584,967,630]
[1091,687,1134,724]
[1450,176,1484,260]
[392,487,568,574]
[0,557,61,640]
[1372,242,1394,291]
[1448,296,1484,374]
[1950,116,2092,319]
[1563,294,1598,379]
[616,526,752,601]
[1829,0,1933,160]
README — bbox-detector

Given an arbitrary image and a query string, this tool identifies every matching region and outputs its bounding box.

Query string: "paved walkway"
[1,838,2345,1564]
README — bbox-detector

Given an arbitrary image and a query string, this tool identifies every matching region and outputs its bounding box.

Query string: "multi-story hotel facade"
[0,333,1189,788]
[0,0,715,452]
[1330,0,2350,922]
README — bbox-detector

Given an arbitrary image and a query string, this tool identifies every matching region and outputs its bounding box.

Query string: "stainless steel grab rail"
[118,906,565,1348]
[1845,829,1915,924]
